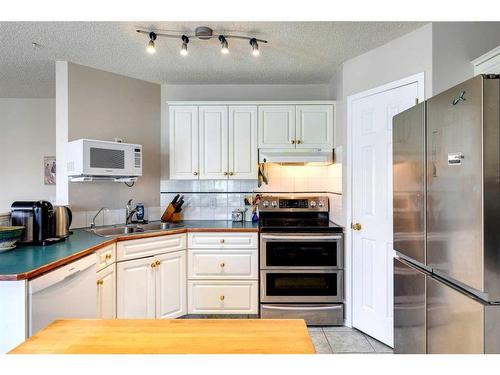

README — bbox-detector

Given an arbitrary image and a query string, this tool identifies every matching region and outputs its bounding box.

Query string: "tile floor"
[308,326,393,354]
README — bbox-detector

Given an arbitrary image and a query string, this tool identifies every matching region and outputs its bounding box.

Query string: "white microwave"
[66,139,142,177]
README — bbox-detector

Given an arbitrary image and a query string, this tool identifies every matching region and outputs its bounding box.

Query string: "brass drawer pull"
[220,262,225,268]
[105,253,112,260]
[155,260,161,266]
[220,239,225,244]
[97,279,103,286]
[151,262,156,268]
[219,295,225,302]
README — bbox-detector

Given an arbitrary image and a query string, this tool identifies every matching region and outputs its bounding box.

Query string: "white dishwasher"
[28,253,97,336]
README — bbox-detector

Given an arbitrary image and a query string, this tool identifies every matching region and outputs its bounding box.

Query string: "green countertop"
[0,220,259,281]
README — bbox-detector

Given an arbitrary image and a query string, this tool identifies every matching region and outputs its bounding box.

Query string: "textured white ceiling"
[0,22,425,97]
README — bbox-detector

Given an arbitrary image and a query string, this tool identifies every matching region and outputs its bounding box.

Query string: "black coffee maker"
[11,201,57,245]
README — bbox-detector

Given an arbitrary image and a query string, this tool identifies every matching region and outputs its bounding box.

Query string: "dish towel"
[258,162,269,187]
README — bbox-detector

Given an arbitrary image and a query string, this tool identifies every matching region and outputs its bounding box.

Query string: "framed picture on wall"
[44,156,56,185]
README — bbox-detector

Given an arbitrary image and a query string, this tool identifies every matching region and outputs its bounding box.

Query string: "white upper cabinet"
[199,106,228,180]
[169,106,199,179]
[295,105,334,149]
[155,250,187,319]
[258,105,296,148]
[228,106,258,179]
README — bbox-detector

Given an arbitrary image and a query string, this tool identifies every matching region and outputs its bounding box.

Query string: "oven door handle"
[262,305,343,311]
[261,235,342,241]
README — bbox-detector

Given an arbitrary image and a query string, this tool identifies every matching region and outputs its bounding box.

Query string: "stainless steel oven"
[260,233,343,270]
[261,269,343,303]
[258,195,345,326]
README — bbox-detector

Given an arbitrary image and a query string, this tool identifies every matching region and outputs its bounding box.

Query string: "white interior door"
[351,82,419,346]
[199,106,228,179]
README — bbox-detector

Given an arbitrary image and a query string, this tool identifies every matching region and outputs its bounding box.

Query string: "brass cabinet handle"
[220,239,225,244]
[219,295,225,301]
[193,171,198,176]
[224,171,228,176]
[97,279,103,286]
[291,140,296,144]
[297,140,303,144]
[229,172,234,176]
[155,260,161,266]
[151,262,156,268]
[351,223,362,231]
[105,253,112,260]
[220,262,225,268]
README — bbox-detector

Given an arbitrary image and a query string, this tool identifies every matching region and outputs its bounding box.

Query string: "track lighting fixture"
[180,35,189,56]
[146,32,157,54]
[218,35,229,54]
[137,26,267,57]
[250,38,260,56]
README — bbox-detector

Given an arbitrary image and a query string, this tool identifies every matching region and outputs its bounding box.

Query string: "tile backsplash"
[158,163,343,223]
[49,164,343,229]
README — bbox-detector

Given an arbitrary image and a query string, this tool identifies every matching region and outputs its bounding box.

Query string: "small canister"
[231,209,244,222]
[135,203,145,221]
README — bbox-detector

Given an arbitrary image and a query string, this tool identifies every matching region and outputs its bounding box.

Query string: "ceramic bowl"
[0,226,25,252]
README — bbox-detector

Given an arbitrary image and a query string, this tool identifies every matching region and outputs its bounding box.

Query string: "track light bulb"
[180,42,188,56]
[147,32,157,54]
[180,35,189,56]
[219,35,229,55]
[250,38,260,56]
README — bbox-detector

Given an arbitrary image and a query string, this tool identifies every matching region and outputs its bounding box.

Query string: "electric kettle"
[53,206,72,239]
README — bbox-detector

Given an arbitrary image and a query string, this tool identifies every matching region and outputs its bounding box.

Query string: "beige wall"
[0,99,55,213]
[66,63,161,211]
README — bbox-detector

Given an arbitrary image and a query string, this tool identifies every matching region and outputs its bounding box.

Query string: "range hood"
[258,148,335,166]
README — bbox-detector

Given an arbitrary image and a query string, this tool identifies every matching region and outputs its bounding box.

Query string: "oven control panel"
[259,196,329,212]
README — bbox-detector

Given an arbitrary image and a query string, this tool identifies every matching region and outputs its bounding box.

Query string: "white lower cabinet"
[155,250,187,319]
[117,249,187,319]
[187,232,259,315]
[117,256,156,319]
[96,263,116,319]
[188,280,258,314]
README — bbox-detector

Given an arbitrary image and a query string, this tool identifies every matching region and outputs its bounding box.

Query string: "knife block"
[160,204,182,223]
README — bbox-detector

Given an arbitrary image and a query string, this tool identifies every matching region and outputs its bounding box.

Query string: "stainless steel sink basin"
[139,222,184,231]
[86,225,145,237]
[86,222,184,237]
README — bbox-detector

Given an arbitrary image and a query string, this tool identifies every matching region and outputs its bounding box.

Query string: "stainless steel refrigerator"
[393,75,500,354]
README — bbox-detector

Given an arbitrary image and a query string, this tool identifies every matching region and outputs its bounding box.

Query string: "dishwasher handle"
[29,254,96,294]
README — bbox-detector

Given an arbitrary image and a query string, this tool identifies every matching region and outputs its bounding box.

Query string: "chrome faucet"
[125,199,137,225]
[90,207,108,229]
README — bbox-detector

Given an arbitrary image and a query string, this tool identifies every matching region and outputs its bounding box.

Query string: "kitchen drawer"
[188,249,258,279]
[96,243,116,271]
[117,234,187,262]
[188,280,258,314]
[188,232,257,249]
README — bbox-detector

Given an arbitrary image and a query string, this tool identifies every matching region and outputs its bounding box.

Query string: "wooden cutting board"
[9,319,315,354]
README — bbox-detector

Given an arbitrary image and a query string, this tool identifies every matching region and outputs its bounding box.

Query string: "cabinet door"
[228,106,258,179]
[96,263,116,319]
[199,106,228,179]
[117,257,156,319]
[295,105,334,148]
[258,105,296,148]
[155,250,187,319]
[169,106,199,179]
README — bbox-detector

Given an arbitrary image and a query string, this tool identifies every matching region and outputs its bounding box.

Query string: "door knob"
[351,223,362,231]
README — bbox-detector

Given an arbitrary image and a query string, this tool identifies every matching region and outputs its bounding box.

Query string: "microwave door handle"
[261,235,342,241]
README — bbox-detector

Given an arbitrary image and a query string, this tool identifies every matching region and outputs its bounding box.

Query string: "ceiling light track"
[137,26,268,56]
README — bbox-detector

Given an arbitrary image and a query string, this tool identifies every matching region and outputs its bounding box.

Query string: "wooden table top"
[9,319,315,354]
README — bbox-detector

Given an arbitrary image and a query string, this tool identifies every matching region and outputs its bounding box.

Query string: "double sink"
[86,222,184,238]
